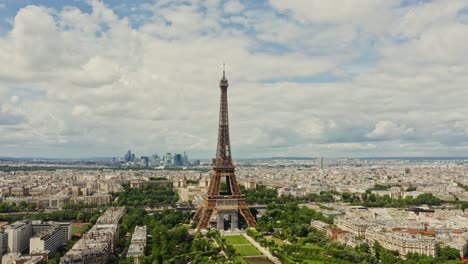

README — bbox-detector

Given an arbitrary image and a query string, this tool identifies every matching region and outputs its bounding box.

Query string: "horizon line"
[2,156,468,161]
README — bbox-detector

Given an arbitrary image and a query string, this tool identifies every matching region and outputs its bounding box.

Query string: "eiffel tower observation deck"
[193,68,256,230]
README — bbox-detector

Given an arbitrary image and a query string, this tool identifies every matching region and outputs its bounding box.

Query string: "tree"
[380,250,399,264]
[77,212,85,222]
[359,243,371,254]
[438,246,460,261]
[27,202,36,211]
[373,241,384,260]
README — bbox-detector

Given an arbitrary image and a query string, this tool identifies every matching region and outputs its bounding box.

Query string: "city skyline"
[1,0,468,158]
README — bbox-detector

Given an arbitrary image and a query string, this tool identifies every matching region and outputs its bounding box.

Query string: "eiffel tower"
[193,69,256,230]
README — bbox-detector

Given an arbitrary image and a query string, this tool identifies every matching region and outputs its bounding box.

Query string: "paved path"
[177,188,189,201]
[242,233,282,264]
[212,238,227,259]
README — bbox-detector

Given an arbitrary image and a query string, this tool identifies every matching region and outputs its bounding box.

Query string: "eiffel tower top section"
[220,67,228,87]
[215,68,233,168]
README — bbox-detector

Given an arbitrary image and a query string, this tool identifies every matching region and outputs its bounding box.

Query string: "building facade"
[7,221,32,253]
[30,223,70,256]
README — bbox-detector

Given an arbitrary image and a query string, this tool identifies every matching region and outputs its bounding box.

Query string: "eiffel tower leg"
[229,173,241,195]
[193,206,203,221]
[240,208,256,227]
[239,200,256,227]
[197,208,214,229]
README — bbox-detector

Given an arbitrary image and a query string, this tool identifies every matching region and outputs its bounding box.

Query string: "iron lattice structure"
[193,71,256,229]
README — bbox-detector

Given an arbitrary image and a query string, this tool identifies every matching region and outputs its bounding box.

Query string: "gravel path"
[242,233,282,264]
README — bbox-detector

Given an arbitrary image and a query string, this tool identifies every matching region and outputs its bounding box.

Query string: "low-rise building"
[310,220,329,233]
[335,216,367,237]
[333,207,468,258]
[70,194,111,205]
[126,226,147,259]
[11,187,29,197]
[60,207,125,264]
[366,229,437,257]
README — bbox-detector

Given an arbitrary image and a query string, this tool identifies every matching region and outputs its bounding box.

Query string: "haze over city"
[1,0,468,158]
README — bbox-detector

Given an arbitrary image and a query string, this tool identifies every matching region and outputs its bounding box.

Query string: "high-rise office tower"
[163,153,173,164]
[124,150,132,163]
[140,156,149,167]
[173,154,183,166]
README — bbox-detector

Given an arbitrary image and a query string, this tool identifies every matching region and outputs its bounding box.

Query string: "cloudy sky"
[0,0,468,159]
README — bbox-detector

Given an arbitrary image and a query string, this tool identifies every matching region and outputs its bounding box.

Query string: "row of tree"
[116,183,179,207]
[0,201,36,212]
[342,192,444,207]
[242,185,334,204]
[0,208,102,223]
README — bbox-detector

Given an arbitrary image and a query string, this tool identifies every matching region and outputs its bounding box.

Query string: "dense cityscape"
[0,156,467,263]
[1,0,468,264]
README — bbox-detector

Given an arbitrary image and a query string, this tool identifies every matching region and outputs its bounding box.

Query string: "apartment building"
[7,221,32,253]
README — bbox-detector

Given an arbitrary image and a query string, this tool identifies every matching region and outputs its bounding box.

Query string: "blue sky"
[1,0,468,158]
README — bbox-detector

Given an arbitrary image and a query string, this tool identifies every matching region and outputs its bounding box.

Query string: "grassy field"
[235,244,261,256]
[224,235,262,257]
[224,235,250,245]
[71,223,87,236]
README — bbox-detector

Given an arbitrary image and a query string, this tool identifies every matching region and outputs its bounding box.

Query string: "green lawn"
[224,235,250,245]
[224,235,261,256]
[234,244,261,256]
[71,225,85,235]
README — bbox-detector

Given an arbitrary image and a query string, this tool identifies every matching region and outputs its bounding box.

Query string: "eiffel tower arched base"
[194,196,256,230]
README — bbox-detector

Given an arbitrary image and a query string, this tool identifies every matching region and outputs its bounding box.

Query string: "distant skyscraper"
[124,150,132,163]
[140,156,149,167]
[163,153,173,164]
[173,154,183,166]
[150,154,160,166]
